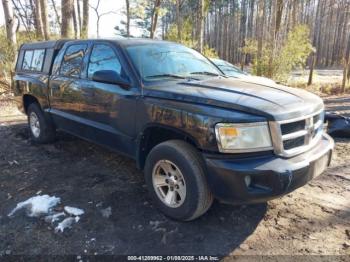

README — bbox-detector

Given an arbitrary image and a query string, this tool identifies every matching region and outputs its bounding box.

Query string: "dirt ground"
[0,94,349,259]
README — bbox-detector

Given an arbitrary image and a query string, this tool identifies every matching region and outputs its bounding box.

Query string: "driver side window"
[88,44,122,79]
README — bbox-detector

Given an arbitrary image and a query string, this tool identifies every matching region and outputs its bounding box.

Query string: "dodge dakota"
[13,39,334,220]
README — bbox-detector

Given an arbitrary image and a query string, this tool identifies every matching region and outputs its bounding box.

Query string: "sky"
[0,0,143,38]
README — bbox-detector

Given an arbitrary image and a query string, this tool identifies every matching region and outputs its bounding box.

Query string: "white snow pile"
[44,212,65,223]
[8,195,84,233]
[100,206,112,218]
[55,217,80,233]
[8,195,60,217]
[64,206,84,216]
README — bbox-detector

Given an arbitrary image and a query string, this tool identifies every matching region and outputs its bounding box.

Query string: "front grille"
[313,114,320,125]
[283,136,305,150]
[269,110,324,157]
[280,120,305,135]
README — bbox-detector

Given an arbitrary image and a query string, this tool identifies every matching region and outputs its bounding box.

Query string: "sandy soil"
[0,96,349,259]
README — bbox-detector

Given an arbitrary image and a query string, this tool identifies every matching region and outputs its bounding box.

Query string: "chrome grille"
[269,110,325,157]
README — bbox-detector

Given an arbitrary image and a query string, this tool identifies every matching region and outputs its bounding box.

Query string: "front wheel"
[144,140,213,221]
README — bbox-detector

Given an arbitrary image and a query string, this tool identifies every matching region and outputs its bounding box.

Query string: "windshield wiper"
[145,74,186,79]
[190,71,221,76]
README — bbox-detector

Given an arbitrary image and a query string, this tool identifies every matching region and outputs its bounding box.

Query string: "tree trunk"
[150,0,161,39]
[268,0,283,78]
[73,2,78,38]
[342,32,350,92]
[61,0,74,38]
[197,0,205,52]
[34,0,44,38]
[96,16,100,38]
[308,0,321,83]
[81,0,89,38]
[291,0,298,28]
[239,0,247,66]
[76,0,82,37]
[125,0,130,37]
[256,0,265,76]
[2,0,17,45]
[176,0,182,40]
[40,0,49,40]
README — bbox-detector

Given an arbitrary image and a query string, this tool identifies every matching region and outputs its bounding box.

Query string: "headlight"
[215,122,273,153]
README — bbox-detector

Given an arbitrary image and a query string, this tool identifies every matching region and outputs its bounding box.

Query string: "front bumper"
[204,133,334,204]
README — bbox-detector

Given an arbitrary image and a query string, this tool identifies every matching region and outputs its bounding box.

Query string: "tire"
[144,140,213,221]
[27,103,55,143]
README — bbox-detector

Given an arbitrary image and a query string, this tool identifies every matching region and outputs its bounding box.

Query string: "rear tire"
[144,140,213,221]
[27,103,55,143]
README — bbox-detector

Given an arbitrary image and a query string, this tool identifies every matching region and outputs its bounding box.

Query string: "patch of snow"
[55,217,77,233]
[44,212,65,223]
[8,160,19,166]
[100,206,112,218]
[8,194,85,233]
[8,195,60,217]
[150,220,164,230]
[64,206,84,216]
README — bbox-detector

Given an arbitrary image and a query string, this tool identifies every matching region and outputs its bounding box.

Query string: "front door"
[78,43,138,156]
[49,42,138,157]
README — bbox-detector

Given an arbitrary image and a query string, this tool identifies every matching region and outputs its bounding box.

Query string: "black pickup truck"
[13,39,334,221]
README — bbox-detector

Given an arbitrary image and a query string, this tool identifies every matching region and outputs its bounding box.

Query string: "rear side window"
[22,51,33,70]
[31,50,45,71]
[22,49,45,71]
[60,44,87,77]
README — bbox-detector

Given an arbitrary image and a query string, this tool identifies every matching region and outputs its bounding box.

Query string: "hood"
[143,77,324,121]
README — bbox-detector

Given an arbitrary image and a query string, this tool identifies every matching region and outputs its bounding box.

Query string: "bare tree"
[61,0,74,38]
[11,0,31,36]
[2,0,17,45]
[40,0,50,40]
[89,0,115,38]
[51,0,62,27]
[81,0,89,38]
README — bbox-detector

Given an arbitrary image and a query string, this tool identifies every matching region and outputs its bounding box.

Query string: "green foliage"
[0,28,16,80]
[242,25,314,81]
[165,18,218,58]
[0,28,39,88]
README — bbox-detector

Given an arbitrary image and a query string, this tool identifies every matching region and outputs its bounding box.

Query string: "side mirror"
[92,70,130,88]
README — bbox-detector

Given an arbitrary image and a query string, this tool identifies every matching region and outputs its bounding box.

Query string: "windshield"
[126,43,222,81]
[211,58,249,77]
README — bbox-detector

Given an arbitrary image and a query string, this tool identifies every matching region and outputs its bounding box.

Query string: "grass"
[285,70,350,95]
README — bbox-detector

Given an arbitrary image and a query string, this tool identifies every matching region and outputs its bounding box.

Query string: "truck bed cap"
[20,40,70,50]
